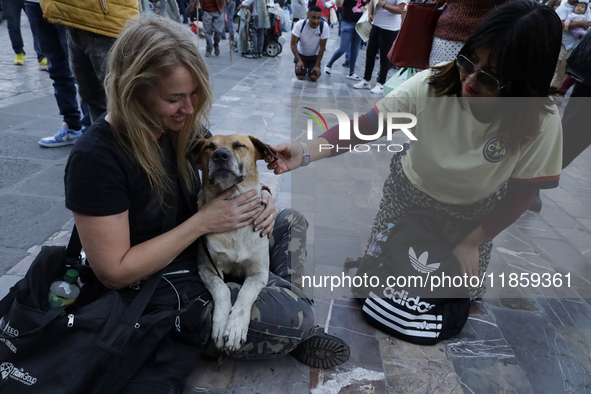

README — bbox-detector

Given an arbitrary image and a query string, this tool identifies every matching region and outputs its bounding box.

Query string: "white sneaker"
[323,65,331,77]
[346,73,361,81]
[370,83,383,94]
[353,80,371,89]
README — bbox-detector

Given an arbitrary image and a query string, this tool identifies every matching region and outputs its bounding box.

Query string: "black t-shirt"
[342,0,368,23]
[65,114,205,291]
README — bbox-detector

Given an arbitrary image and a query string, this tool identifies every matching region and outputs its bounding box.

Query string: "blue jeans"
[326,21,361,75]
[65,27,115,122]
[250,15,265,55]
[222,1,236,38]
[24,2,82,130]
[2,0,43,60]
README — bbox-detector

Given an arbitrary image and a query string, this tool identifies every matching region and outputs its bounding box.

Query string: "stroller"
[232,2,284,57]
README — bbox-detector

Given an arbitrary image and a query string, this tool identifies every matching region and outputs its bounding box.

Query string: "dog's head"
[191,135,277,189]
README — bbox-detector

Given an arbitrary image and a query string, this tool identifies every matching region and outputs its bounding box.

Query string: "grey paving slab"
[491,307,591,394]
[0,194,70,250]
[0,158,43,189]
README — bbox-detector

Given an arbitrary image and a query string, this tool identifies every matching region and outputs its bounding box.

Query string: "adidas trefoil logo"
[409,247,440,274]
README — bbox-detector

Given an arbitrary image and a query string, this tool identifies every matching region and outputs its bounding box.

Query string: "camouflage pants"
[176,208,321,360]
[368,153,506,300]
[225,208,322,359]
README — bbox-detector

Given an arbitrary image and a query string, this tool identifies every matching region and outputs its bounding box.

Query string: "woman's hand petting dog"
[199,187,261,234]
[255,190,277,238]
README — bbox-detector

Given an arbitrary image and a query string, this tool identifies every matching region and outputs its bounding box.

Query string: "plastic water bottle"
[48,269,81,308]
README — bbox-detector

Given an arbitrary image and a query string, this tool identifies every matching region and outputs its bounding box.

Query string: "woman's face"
[140,65,199,133]
[459,48,503,101]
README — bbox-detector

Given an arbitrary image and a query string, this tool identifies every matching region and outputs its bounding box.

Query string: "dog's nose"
[212,148,231,163]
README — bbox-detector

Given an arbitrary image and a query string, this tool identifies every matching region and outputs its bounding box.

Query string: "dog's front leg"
[223,270,269,352]
[198,267,232,350]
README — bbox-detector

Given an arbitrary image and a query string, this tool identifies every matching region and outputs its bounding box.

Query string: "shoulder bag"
[387,0,445,69]
[0,227,179,393]
[349,210,471,345]
[566,31,591,85]
[355,0,378,42]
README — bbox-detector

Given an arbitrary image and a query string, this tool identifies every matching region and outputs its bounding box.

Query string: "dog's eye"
[232,143,247,149]
[205,143,216,150]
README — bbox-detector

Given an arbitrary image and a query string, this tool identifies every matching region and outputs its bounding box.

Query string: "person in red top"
[200,0,226,56]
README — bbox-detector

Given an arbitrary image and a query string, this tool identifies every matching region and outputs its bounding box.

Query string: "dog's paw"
[211,310,230,350]
[223,307,250,352]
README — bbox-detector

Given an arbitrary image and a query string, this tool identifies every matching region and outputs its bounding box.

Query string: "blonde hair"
[104,15,212,200]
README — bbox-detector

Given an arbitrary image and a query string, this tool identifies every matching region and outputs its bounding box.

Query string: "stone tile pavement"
[1,10,591,394]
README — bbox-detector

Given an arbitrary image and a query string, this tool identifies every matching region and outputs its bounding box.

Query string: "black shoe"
[342,61,350,67]
[245,53,258,59]
[529,190,542,212]
[221,35,226,40]
[214,45,220,56]
[290,332,350,368]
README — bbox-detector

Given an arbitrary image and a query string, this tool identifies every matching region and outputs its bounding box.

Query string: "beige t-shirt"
[375,69,562,205]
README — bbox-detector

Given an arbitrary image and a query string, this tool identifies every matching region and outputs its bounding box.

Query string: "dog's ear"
[249,136,278,161]
[187,139,207,166]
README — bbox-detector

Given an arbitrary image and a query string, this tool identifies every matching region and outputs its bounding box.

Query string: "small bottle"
[48,269,81,308]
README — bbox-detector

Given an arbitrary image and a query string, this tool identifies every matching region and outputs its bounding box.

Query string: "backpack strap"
[300,18,323,35]
[300,18,307,34]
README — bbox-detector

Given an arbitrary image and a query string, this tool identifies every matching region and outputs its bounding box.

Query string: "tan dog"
[193,134,276,352]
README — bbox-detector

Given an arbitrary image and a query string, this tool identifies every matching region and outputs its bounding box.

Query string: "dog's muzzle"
[208,147,245,185]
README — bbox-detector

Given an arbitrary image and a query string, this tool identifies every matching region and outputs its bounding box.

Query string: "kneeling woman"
[64,16,348,393]
[268,1,563,301]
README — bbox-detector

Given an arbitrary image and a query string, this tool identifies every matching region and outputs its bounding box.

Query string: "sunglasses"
[455,55,506,93]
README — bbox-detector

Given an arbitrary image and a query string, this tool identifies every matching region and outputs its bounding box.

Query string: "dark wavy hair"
[428,0,562,154]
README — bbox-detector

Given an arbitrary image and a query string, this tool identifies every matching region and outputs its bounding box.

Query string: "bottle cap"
[64,269,79,284]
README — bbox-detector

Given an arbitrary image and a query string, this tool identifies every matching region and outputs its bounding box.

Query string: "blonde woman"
[64,16,349,392]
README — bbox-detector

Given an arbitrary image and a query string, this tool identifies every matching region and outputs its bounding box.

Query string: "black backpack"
[300,18,325,35]
[350,210,471,345]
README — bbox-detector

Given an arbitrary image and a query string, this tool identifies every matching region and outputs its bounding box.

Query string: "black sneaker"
[214,45,220,56]
[529,190,542,212]
[290,332,350,368]
[342,61,350,68]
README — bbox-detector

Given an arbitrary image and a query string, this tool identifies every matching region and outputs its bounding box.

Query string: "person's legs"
[25,2,81,132]
[249,15,260,56]
[348,23,362,75]
[176,0,189,23]
[562,82,591,168]
[212,10,224,53]
[362,26,380,82]
[551,45,573,88]
[3,0,25,55]
[326,21,354,68]
[66,27,115,122]
[227,1,236,39]
[256,26,265,55]
[376,28,397,85]
[202,10,215,54]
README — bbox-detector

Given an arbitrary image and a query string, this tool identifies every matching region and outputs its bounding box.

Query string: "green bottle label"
[48,292,76,308]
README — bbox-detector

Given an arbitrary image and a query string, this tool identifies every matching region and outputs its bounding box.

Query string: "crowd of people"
[1,0,590,391]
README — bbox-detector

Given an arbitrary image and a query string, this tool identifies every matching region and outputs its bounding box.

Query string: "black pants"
[562,82,591,168]
[363,26,398,85]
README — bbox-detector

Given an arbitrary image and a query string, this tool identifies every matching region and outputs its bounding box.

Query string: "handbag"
[566,31,591,85]
[387,0,445,69]
[348,210,471,345]
[383,67,418,96]
[329,6,338,26]
[0,228,179,393]
[355,0,379,42]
